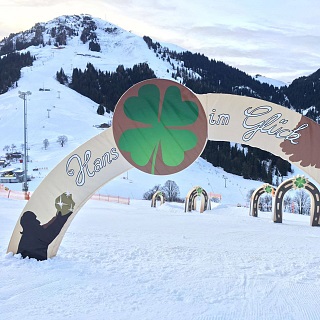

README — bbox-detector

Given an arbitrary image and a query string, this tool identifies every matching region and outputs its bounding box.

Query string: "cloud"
[8,0,75,6]
[157,21,320,81]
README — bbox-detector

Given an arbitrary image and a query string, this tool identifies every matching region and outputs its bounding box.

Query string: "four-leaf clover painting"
[293,176,307,189]
[196,187,203,196]
[113,79,208,175]
[264,184,273,194]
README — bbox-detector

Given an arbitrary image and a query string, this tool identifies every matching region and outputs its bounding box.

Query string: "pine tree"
[97,104,105,115]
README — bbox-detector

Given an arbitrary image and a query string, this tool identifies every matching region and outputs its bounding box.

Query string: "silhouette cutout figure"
[17,192,75,260]
[17,210,72,260]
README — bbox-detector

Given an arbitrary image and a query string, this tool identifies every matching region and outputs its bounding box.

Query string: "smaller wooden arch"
[249,184,275,217]
[273,175,320,226]
[185,186,211,213]
[151,191,165,208]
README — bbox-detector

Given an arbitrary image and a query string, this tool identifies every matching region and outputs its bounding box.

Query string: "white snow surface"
[254,74,288,87]
[1,197,320,320]
[1,16,320,319]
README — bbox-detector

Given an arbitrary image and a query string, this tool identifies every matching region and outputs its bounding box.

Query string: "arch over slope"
[185,186,210,213]
[249,184,275,217]
[7,129,132,259]
[197,93,320,184]
[273,176,320,226]
[7,79,320,259]
[151,191,165,207]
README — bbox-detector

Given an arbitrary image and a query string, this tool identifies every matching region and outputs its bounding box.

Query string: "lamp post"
[223,175,227,188]
[18,91,31,192]
[47,108,51,118]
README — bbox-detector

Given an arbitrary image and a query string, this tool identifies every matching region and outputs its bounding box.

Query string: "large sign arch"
[7,78,320,260]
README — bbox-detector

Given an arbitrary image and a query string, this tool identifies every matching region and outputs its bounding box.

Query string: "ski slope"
[1,197,320,320]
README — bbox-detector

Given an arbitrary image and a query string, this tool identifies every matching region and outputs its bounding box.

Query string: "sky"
[0,0,319,82]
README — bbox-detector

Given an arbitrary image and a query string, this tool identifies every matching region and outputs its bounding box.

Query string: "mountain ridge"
[1,14,319,112]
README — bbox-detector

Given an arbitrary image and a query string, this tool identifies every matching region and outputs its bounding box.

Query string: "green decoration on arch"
[113,79,208,175]
[293,176,308,189]
[264,184,273,194]
[196,187,203,196]
[118,84,198,174]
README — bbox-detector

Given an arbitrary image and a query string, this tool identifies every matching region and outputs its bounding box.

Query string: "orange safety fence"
[91,193,130,205]
[0,184,129,204]
[209,192,222,200]
[0,186,32,200]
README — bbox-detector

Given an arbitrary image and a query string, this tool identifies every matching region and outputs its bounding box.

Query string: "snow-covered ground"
[1,196,320,320]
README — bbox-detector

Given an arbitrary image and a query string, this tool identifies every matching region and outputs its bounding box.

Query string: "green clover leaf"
[118,84,199,174]
[196,187,203,196]
[264,185,272,194]
[294,176,307,189]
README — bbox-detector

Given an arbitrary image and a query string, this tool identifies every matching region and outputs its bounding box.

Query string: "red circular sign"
[113,79,208,175]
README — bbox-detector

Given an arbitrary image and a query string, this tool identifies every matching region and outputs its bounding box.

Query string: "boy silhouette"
[17,192,75,261]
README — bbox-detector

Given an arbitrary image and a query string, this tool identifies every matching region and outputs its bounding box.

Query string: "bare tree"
[293,189,311,215]
[43,139,49,150]
[162,180,180,202]
[11,143,16,152]
[143,184,161,200]
[57,135,68,147]
[283,194,293,213]
[3,145,10,152]
[266,194,272,211]
[259,194,272,212]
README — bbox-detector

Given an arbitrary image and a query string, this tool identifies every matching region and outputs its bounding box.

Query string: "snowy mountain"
[0,14,315,200]
[0,14,192,151]
[0,14,189,79]
[0,14,252,200]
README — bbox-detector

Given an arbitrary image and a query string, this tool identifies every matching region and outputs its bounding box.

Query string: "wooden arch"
[273,176,320,226]
[249,184,275,217]
[184,186,211,213]
[151,191,165,207]
[6,79,320,260]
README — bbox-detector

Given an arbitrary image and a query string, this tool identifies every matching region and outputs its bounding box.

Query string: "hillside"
[284,68,320,122]
[0,14,185,149]
[1,14,318,112]
[0,28,264,203]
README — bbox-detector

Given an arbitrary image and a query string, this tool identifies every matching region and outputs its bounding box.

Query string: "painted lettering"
[209,109,230,125]
[242,106,308,144]
[66,147,120,186]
